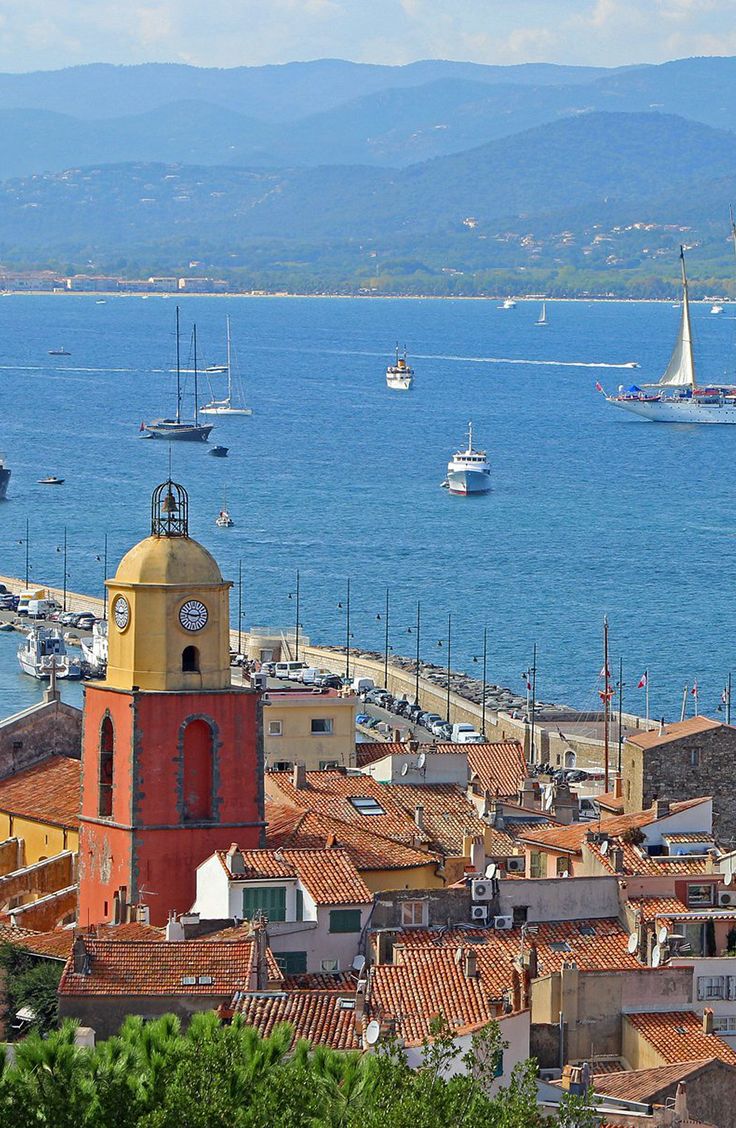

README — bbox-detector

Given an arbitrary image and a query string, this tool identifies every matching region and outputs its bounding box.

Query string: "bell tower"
[79,479,264,927]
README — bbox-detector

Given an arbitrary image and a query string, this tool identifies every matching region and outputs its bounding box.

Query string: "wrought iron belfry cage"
[151,479,189,537]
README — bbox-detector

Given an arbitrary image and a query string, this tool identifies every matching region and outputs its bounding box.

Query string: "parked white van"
[27,599,61,620]
[301,668,331,686]
[352,677,375,695]
[274,661,308,680]
[451,722,484,744]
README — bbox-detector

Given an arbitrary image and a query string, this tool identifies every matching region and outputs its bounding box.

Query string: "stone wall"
[0,698,81,780]
[59,992,234,1040]
[370,887,474,932]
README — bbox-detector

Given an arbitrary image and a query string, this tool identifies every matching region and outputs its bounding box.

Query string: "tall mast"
[603,615,610,793]
[680,246,697,391]
[193,324,199,423]
[175,305,182,424]
[730,205,736,261]
[226,315,232,406]
[468,420,473,450]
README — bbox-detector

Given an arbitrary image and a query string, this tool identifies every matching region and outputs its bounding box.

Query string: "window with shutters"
[329,908,361,933]
[242,885,286,922]
[529,852,543,879]
[697,975,725,1000]
[296,889,304,921]
[275,951,307,975]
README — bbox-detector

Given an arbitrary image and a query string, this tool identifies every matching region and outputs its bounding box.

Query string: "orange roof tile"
[585,838,710,877]
[596,792,625,815]
[626,716,724,750]
[233,991,360,1049]
[356,741,527,800]
[386,783,487,857]
[282,971,356,992]
[0,756,80,828]
[624,1011,736,1066]
[59,938,257,997]
[592,1058,725,1101]
[627,896,691,920]
[216,847,372,905]
[265,803,439,873]
[519,797,710,856]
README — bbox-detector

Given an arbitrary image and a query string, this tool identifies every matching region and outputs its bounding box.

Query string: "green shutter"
[296,889,304,921]
[275,951,307,975]
[329,908,361,934]
[242,885,286,922]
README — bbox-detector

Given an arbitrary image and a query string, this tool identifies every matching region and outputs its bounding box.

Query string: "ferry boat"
[442,422,491,495]
[200,316,253,416]
[386,346,414,390]
[602,247,736,424]
[17,627,82,680]
[143,308,213,441]
[0,454,10,500]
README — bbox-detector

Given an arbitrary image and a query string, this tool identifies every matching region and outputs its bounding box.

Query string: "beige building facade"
[264,688,357,772]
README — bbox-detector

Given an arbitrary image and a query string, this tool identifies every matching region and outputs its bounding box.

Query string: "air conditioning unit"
[471,904,489,923]
[506,857,525,873]
[539,1068,562,1082]
[320,959,339,973]
[494,915,513,930]
[472,879,494,901]
[719,891,735,907]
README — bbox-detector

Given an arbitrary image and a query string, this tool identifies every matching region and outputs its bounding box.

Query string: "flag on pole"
[722,687,729,704]
[595,382,604,393]
[521,672,531,690]
[637,671,648,689]
[599,664,610,678]
[691,681,698,697]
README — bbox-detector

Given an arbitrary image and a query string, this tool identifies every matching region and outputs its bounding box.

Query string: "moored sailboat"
[143,308,214,441]
[201,316,253,416]
[536,301,548,326]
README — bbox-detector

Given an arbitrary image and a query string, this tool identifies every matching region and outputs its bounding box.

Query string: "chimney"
[112,889,121,925]
[414,805,425,831]
[464,949,478,979]
[528,941,539,980]
[119,885,129,924]
[354,979,366,1022]
[703,1008,714,1035]
[227,843,246,874]
[136,904,150,925]
[165,911,185,942]
[292,762,307,789]
[610,846,625,873]
[511,967,522,1012]
[653,798,671,819]
[255,924,268,991]
[325,832,337,849]
[72,935,89,975]
[614,774,623,799]
[674,1081,688,1119]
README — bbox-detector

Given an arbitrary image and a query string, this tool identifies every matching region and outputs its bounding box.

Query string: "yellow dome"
[113,535,223,586]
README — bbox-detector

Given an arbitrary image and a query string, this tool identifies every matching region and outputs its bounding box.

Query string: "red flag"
[691,681,698,696]
[595,381,604,393]
[139,421,146,432]
[637,672,647,688]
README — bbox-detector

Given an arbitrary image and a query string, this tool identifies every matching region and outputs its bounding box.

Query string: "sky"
[0,0,733,72]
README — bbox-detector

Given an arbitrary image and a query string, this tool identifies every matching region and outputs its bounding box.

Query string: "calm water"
[1,293,735,722]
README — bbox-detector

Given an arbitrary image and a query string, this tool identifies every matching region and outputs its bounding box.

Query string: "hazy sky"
[0,0,733,72]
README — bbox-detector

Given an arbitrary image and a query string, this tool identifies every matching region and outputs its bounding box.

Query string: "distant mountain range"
[2,56,736,294]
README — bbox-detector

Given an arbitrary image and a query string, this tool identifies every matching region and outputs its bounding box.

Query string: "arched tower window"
[182,645,200,673]
[99,716,114,818]
[182,719,214,822]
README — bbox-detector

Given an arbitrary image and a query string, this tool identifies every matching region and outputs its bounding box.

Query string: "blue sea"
[0,292,734,723]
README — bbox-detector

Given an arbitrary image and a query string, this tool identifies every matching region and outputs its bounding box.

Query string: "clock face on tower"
[113,595,130,631]
[179,599,208,632]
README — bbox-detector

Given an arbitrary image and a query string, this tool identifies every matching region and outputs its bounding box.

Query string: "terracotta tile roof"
[266,771,430,847]
[265,803,439,873]
[596,791,625,815]
[519,797,710,856]
[592,1058,723,1101]
[59,938,257,997]
[356,742,405,768]
[0,922,164,961]
[217,849,294,881]
[386,783,487,857]
[282,970,356,992]
[662,833,713,843]
[232,990,360,1049]
[624,1011,736,1066]
[356,741,527,801]
[626,716,723,750]
[585,838,710,877]
[627,896,691,920]
[0,756,80,828]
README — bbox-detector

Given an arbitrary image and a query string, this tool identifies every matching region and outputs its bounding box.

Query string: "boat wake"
[413,353,639,369]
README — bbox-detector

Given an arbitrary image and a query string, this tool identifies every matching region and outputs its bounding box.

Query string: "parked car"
[435,722,453,739]
[261,661,276,676]
[356,713,371,725]
[60,611,79,627]
[431,718,452,737]
[316,673,342,689]
[76,613,96,631]
[274,661,308,680]
[363,717,380,730]
[422,714,442,731]
[0,594,16,610]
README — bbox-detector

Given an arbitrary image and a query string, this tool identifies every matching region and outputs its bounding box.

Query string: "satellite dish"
[400,763,409,777]
[627,932,638,954]
[652,945,662,968]
[657,925,669,945]
[352,954,366,972]
[417,752,426,770]
[485,863,497,880]
[600,839,609,855]
[365,1020,381,1046]
[726,871,733,887]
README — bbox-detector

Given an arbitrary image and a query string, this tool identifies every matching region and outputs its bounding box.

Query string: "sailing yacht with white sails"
[201,316,252,416]
[536,301,548,326]
[602,247,736,424]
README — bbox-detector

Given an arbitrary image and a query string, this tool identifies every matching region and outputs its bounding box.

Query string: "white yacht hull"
[17,652,81,679]
[446,469,491,495]
[607,396,736,424]
[386,375,413,390]
[200,404,253,416]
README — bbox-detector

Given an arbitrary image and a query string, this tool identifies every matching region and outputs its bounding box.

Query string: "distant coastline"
[0,289,719,305]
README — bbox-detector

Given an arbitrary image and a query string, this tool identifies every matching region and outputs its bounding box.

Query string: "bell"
[162,490,178,514]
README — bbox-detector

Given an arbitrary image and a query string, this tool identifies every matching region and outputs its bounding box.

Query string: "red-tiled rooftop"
[386,783,488,858]
[518,797,711,856]
[592,1058,727,1102]
[215,846,372,905]
[0,921,165,961]
[624,1011,736,1066]
[233,991,361,1050]
[355,741,527,799]
[626,716,724,750]
[0,756,80,828]
[59,938,258,997]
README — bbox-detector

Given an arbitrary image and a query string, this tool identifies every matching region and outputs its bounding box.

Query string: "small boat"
[17,627,82,680]
[215,508,234,528]
[386,345,414,390]
[201,316,253,415]
[80,619,108,677]
[143,308,214,442]
[501,298,517,309]
[48,347,71,356]
[96,300,107,305]
[711,304,724,314]
[443,422,491,495]
[209,445,229,458]
[536,301,548,326]
[38,476,64,485]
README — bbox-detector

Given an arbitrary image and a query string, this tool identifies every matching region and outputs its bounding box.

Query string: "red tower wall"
[79,684,263,926]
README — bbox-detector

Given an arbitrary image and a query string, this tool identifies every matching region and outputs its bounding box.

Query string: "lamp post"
[238,559,244,657]
[529,642,537,765]
[18,518,30,587]
[97,533,108,619]
[474,625,488,738]
[288,569,300,661]
[376,587,389,689]
[437,612,452,721]
[617,656,625,776]
[56,527,68,611]
[337,579,351,679]
[407,601,421,706]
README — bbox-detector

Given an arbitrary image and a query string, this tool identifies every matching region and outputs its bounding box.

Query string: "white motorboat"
[215,508,234,527]
[386,346,414,390]
[80,619,108,676]
[711,304,724,314]
[201,315,253,416]
[602,247,736,424]
[442,422,491,495]
[17,627,82,680]
[501,298,517,309]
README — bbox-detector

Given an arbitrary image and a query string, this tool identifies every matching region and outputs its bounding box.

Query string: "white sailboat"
[536,301,548,326]
[602,246,736,424]
[201,316,253,416]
